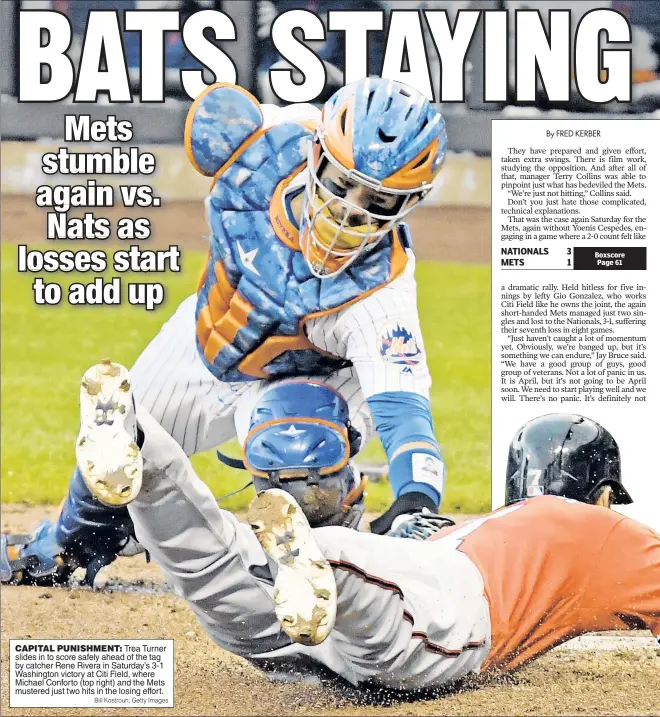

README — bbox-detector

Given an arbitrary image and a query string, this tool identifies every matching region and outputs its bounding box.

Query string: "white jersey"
[130,295,376,457]
[129,406,491,690]
[305,252,431,399]
[130,273,430,452]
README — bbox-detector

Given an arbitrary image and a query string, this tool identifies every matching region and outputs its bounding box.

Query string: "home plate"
[557,634,658,651]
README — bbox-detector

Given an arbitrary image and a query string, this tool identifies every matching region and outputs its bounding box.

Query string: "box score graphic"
[10,640,174,709]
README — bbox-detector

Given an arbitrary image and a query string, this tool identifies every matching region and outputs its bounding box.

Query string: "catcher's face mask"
[301,139,423,279]
[300,78,447,279]
[251,467,366,530]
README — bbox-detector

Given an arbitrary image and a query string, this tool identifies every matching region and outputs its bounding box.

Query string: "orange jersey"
[430,496,660,671]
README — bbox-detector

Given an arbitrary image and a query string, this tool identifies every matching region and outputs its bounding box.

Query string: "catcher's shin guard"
[2,361,145,587]
[248,489,337,647]
[55,467,142,585]
[1,520,73,586]
[1,482,142,586]
[1,467,142,587]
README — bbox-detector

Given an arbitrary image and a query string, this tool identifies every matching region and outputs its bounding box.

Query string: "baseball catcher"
[2,78,451,586]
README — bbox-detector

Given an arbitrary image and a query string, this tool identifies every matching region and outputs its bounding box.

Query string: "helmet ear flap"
[505,470,523,504]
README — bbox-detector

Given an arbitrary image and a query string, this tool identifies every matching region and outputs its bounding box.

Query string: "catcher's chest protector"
[187,84,409,382]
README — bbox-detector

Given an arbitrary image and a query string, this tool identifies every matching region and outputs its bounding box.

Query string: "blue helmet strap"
[216,450,247,470]
[215,480,254,505]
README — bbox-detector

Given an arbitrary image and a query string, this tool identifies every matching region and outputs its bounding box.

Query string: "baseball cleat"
[75,360,142,507]
[247,489,337,647]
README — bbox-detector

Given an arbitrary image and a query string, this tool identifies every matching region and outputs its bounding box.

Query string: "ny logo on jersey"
[379,322,421,365]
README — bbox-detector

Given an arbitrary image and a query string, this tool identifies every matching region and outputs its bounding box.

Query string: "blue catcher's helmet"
[243,380,365,529]
[302,78,448,278]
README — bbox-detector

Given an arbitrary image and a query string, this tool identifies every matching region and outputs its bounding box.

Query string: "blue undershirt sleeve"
[366,391,445,508]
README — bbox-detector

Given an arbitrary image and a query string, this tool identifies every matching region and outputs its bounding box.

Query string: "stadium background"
[1,3,660,716]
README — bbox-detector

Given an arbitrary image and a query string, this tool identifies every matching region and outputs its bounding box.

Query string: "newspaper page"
[1,1,658,716]
[491,118,659,531]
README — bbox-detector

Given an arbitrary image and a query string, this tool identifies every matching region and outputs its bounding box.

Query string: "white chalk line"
[557,634,657,652]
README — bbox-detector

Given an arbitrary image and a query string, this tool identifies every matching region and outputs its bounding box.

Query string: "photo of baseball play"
[2,2,659,715]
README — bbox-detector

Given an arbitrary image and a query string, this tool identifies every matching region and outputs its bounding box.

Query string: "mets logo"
[379,322,421,365]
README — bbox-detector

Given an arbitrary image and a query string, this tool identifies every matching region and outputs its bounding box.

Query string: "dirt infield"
[0,195,491,263]
[2,506,659,717]
[2,585,659,717]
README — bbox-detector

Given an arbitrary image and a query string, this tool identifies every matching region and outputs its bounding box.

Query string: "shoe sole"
[247,489,337,647]
[75,360,142,507]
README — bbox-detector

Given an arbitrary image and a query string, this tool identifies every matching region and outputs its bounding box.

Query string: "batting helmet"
[505,413,632,506]
[243,380,366,529]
